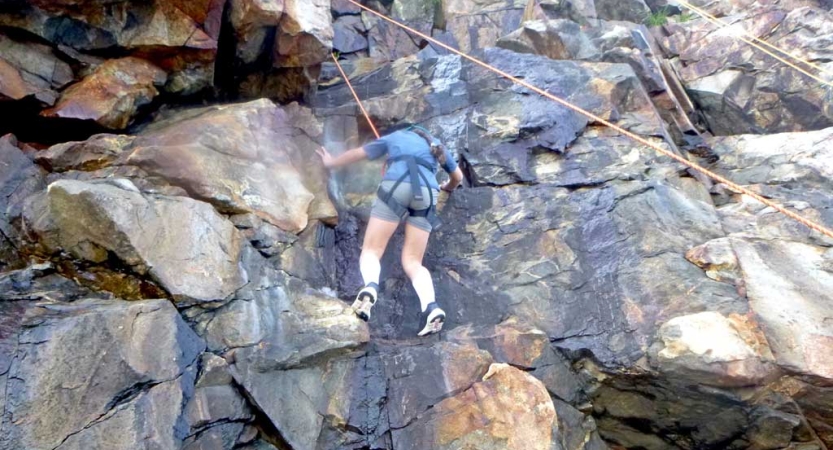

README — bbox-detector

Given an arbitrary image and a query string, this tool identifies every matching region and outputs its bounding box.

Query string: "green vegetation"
[676,11,697,23]
[645,6,670,27]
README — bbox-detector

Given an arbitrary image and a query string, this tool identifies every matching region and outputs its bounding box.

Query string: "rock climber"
[317,125,464,336]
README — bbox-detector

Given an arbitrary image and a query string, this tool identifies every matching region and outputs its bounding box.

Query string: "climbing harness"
[341,0,833,240]
[376,153,442,229]
[676,0,833,88]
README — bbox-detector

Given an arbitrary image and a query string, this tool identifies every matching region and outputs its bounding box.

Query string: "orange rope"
[330,53,380,139]
[344,0,833,239]
[679,0,833,86]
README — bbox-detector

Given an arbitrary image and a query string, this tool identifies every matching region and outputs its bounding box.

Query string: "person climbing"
[317,125,464,336]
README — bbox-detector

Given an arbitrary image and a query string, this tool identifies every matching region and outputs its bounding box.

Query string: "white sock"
[411,267,435,312]
[359,252,381,288]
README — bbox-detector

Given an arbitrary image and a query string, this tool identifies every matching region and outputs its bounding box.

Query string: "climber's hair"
[409,126,447,166]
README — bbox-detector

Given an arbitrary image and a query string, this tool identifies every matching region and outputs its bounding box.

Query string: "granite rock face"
[657,4,833,135]
[1,0,833,449]
[0,299,204,450]
[314,44,833,449]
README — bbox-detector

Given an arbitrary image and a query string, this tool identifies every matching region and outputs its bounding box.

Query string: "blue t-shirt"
[363,130,458,190]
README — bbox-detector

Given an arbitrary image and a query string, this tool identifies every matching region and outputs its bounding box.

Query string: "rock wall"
[1,0,832,449]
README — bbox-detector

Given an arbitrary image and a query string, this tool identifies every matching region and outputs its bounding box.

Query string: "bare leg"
[359,216,399,286]
[402,223,445,336]
[354,216,399,320]
[401,223,434,312]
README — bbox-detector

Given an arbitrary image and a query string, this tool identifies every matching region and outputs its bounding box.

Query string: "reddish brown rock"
[35,134,134,173]
[42,58,166,130]
[685,237,742,283]
[6,1,220,51]
[0,2,220,96]
[393,364,556,450]
[383,342,494,430]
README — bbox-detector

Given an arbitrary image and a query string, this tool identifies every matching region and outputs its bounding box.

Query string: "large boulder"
[705,128,833,448]
[651,311,779,387]
[30,100,336,234]
[496,18,700,147]
[313,337,567,450]
[22,178,247,304]
[706,127,833,244]
[227,288,369,450]
[497,19,601,61]
[41,57,167,130]
[124,99,336,233]
[446,318,586,403]
[0,298,204,450]
[35,134,135,173]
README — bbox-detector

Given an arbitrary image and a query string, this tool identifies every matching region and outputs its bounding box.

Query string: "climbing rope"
[331,53,381,139]
[676,0,833,88]
[340,0,833,240]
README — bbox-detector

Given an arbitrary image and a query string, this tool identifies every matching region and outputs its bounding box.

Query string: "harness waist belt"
[377,155,441,229]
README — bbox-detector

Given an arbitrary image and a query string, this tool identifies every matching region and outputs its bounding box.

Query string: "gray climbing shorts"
[371,180,439,232]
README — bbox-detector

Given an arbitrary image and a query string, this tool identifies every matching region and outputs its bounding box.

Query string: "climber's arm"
[441,167,463,193]
[317,146,368,169]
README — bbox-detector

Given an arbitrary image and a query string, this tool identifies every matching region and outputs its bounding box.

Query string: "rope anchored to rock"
[343,0,833,240]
